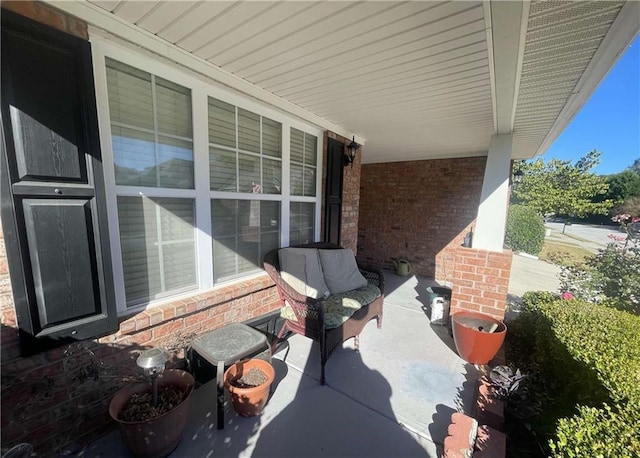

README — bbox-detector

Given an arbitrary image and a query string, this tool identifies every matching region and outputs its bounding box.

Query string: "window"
[99,50,322,312]
[209,97,283,281]
[290,128,317,197]
[212,200,280,281]
[106,59,197,306]
[208,98,282,194]
[118,197,196,304]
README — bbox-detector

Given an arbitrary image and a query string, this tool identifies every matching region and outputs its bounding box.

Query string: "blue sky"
[543,34,640,176]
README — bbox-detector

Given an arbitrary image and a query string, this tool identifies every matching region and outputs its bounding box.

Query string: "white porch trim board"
[473,134,513,252]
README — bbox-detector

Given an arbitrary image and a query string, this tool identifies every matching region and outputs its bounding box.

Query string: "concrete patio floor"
[80,273,479,458]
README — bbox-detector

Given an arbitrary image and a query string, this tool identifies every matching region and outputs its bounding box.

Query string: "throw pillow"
[318,249,368,294]
[279,248,330,299]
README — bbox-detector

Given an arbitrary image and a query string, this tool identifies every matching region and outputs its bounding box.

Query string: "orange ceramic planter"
[451,311,507,365]
[224,359,275,417]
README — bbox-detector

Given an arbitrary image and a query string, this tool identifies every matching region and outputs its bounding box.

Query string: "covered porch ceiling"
[51,0,638,164]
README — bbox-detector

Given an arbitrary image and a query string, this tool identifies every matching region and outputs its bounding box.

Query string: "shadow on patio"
[79,272,477,457]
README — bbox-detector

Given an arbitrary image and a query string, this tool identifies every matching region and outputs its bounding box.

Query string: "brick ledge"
[113,274,275,337]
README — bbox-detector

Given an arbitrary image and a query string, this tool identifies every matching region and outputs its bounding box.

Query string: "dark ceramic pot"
[109,369,194,458]
[451,311,507,365]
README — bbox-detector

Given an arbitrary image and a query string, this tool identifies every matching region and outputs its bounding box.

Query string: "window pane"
[106,58,153,130]
[238,108,260,153]
[290,163,303,196]
[163,242,196,291]
[304,133,317,166]
[157,136,194,189]
[112,126,156,187]
[211,199,237,237]
[212,199,281,282]
[210,147,237,192]
[263,158,281,195]
[208,98,235,148]
[290,202,315,245]
[156,77,192,138]
[118,197,196,305]
[212,237,236,280]
[303,166,316,197]
[238,153,260,193]
[290,128,304,163]
[262,117,281,158]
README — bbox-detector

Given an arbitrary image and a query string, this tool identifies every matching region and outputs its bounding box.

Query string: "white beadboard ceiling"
[80,0,636,163]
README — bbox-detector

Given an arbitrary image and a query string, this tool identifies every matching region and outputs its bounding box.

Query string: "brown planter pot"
[109,369,194,458]
[224,359,275,417]
[451,311,507,365]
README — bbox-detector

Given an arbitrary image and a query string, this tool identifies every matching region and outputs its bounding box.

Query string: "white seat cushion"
[278,248,330,299]
[318,249,368,294]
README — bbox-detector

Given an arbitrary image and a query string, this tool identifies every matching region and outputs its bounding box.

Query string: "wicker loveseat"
[263,242,384,384]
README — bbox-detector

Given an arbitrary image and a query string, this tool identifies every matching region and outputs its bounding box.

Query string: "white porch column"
[473,133,513,252]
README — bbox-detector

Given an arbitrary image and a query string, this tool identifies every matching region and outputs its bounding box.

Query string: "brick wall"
[0,2,282,455]
[321,132,362,253]
[358,156,513,318]
[449,247,513,319]
[358,157,486,276]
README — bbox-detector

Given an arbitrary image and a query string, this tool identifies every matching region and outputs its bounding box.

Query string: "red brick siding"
[358,157,486,276]
[2,1,88,40]
[450,247,513,319]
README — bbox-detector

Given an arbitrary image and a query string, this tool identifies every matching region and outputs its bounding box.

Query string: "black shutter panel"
[0,11,117,353]
[324,137,344,245]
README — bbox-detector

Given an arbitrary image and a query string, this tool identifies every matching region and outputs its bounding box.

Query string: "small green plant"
[505,204,546,256]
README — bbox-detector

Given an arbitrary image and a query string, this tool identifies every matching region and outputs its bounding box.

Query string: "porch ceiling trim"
[484,0,530,136]
[43,0,365,145]
[533,0,639,158]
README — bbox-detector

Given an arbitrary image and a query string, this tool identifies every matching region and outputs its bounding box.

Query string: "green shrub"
[560,244,640,314]
[507,293,640,457]
[505,204,546,255]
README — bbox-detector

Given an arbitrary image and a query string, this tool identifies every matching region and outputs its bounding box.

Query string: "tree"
[512,150,612,218]
[605,169,640,203]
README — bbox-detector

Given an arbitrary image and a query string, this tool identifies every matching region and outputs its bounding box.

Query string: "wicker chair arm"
[357,263,385,294]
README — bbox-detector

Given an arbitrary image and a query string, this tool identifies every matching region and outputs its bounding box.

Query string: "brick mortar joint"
[117,276,276,336]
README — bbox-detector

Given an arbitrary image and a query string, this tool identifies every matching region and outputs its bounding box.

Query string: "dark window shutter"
[0,11,117,353]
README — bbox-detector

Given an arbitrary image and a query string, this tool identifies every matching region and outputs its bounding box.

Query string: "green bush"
[560,244,640,314]
[507,293,640,457]
[505,204,546,255]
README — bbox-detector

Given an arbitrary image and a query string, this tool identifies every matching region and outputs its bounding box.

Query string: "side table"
[190,323,269,429]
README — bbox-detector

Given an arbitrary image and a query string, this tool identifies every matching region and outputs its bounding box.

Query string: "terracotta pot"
[451,311,507,365]
[109,369,194,458]
[224,359,275,417]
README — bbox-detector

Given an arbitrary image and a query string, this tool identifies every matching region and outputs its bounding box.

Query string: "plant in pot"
[109,348,194,458]
[224,358,275,417]
[451,310,507,365]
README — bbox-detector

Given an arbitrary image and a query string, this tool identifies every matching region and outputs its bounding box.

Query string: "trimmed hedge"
[505,204,546,255]
[507,292,640,457]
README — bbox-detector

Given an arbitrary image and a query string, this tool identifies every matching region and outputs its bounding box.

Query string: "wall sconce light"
[513,169,524,184]
[344,136,359,168]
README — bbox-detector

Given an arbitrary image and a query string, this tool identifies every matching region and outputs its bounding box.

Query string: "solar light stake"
[136,348,169,406]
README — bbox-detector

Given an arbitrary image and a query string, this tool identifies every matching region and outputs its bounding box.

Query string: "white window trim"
[91,36,324,316]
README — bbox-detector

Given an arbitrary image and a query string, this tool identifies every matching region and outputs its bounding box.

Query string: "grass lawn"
[538,240,592,267]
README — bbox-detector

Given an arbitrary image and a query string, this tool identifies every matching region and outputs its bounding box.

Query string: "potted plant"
[451,311,507,365]
[109,348,194,458]
[224,358,275,417]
